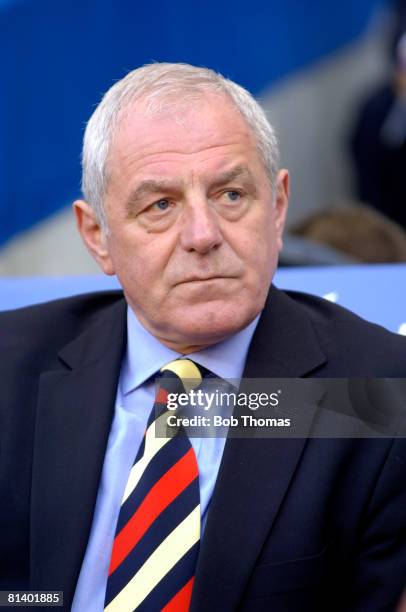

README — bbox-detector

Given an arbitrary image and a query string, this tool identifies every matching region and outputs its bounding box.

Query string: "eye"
[153,199,171,211]
[143,198,175,216]
[224,190,241,202]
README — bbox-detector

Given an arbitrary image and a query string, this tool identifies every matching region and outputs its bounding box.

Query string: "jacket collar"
[242,285,326,378]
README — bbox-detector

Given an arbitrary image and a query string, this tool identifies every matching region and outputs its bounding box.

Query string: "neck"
[159,339,213,354]
[127,302,232,354]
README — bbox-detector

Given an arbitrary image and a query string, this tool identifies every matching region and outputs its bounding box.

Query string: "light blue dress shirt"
[72,307,259,611]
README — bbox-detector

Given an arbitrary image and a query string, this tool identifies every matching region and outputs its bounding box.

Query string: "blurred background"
[1,0,406,274]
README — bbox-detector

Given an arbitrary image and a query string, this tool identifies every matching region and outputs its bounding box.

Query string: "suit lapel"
[191,286,327,611]
[30,298,127,606]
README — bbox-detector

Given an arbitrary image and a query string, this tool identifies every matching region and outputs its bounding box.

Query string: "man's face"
[76,93,288,352]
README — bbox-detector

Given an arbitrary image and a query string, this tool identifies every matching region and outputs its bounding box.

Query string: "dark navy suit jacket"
[1,286,405,611]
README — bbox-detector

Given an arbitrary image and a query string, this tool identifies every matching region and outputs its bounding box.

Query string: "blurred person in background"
[350,0,406,230]
[290,202,406,263]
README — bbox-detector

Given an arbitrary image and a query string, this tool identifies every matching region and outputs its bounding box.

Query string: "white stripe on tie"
[104,505,200,612]
[122,411,170,504]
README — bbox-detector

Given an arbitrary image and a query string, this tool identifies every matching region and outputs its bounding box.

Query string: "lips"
[175,275,235,285]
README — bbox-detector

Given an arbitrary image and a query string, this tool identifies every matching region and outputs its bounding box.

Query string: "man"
[0,63,405,611]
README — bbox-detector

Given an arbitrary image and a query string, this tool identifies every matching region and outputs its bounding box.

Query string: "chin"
[173,301,259,346]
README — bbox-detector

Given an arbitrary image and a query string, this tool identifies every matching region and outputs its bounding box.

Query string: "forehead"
[107,93,262,182]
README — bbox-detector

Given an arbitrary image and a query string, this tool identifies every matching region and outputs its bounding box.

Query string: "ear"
[274,169,289,251]
[73,200,115,275]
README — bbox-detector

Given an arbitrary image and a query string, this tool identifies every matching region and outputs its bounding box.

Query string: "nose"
[180,200,223,254]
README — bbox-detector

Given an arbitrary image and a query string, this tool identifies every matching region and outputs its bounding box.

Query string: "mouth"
[175,275,235,286]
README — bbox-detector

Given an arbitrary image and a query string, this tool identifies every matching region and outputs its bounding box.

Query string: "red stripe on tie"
[108,447,198,575]
[162,577,195,612]
[156,387,169,405]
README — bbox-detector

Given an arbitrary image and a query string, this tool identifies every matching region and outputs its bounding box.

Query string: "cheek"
[239,216,278,270]
[107,230,173,294]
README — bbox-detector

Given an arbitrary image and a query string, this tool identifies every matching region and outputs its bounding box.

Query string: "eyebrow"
[209,166,256,190]
[125,165,256,214]
[125,180,180,215]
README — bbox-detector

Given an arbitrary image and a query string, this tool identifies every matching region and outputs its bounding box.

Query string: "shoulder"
[279,288,406,375]
[0,290,125,366]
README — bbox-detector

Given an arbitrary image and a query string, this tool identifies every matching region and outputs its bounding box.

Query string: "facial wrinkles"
[105,101,273,285]
[107,111,262,224]
[111,102,255,178]
[163,176,261,287]
[124,173,246,290]
[115,139,254,188]
[108,144,262,230]
[147,204,235,290]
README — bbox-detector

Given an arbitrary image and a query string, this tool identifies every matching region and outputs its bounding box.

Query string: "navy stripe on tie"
[105,481,199,604]
[135,541,200,612]
[115,434,191,533]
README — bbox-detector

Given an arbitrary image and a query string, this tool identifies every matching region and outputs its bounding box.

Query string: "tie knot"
[160,358,205,393]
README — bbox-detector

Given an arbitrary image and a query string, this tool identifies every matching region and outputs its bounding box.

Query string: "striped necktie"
[104,359,204,612]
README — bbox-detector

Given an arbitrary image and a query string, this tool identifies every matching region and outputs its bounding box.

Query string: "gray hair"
[81,62,279,230]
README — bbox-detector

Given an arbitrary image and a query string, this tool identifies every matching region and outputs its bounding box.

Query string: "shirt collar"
[121,306,260,396]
